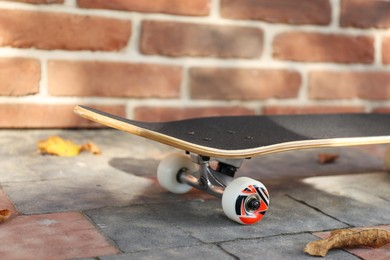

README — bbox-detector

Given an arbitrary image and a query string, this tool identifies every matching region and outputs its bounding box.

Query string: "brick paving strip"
[0,188,118,259]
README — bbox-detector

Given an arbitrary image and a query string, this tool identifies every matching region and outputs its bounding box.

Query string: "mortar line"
[39,58,49,97]
[63,0,76,7]
[0,96,382,107]
[1,1,390,38]
[330,0,341,29]
[209,0,221,19]
[1,48,389,71]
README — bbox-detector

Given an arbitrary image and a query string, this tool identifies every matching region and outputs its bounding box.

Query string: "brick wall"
[1,0,390,127]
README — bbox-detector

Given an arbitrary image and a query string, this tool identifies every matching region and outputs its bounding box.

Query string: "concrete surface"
[0,130,389,259]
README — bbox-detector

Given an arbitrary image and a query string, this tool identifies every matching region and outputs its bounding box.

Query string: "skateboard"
[74,105,390,224]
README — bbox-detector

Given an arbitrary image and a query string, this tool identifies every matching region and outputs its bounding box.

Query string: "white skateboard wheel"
[222,177,269,225]
[157,153,197,194]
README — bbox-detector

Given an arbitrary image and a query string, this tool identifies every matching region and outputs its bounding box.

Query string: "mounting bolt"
[198,177,208,190]
[247,198,260,211]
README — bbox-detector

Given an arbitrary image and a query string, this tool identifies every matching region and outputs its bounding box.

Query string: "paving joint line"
[80,211,124,255]
[285,194,354,228]
[379,195,390,202]
[351,186,390,203]
[215,243,240,260]
[2,178,68,184]
[209,232,363,260]
[196,230,317,246]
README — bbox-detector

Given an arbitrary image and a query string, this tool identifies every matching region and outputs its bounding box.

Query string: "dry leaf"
[304,228,390,257]
[0,209,11,223]
[37,136,101,157]
[81,142,101,155]
[38,136,81,157]
[318,153,339,164]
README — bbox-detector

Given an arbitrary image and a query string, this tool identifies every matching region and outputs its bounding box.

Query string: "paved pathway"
[0,130,388,259]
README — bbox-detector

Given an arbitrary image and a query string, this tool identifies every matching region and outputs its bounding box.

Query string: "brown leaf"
[304,228,390,257]
[318,153,339,164]
[0,209,11,223]
[81,142,101,155]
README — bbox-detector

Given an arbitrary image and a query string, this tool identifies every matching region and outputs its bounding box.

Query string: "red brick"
[48,60,182,98]
[134,106,256,121]
[341,0,390,28]
[0,212,118,259]
[0,58,40,96]
[5,0,63,3]
[309,71,390,100]
[0,9,131,51]
[78,0,210,16]
[0,104,125,128]
[373,107,390,113]
[141,21,263,58]
[382,37,390,64]
[190,67,301,100]
[264,106,365,115]
[273,32,374,64]
[221,0,331,25]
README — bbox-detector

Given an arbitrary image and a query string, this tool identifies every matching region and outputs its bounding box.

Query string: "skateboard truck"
[177,154,242,198]
[157,153,269,225]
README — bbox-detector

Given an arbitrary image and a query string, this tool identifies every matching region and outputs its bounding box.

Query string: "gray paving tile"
[0,129,174,159]
[2,130,386,216]
[84,204,202,253]
[239,147,384,181]
[220,233,358,259]
[2,162,155,214]
[0,130,195,214]
[100,244,235,260]
[145,191,347,243]
[2,156,215,214]
[285,173,390,227]
[70,258,98,260]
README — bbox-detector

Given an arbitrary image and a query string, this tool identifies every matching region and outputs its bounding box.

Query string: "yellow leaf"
[37,136,82,157]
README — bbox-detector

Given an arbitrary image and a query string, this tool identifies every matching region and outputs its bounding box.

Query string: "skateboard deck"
[74,105,390,159]
[75,105,390,225]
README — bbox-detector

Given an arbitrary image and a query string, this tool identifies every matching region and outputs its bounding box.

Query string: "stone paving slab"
[1,156,214,215]
[0,131,211,215]
[2,162,152,214]
[148,193,347,243]
[85,204,202,253]
[85,191,347,254]
[220,233,358,259]
[303,172,390,203]
[100,244,235,260]
[239,146,385,181]
[0,130,173,159]
[0,212,118,260]
[285,173,390,227]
